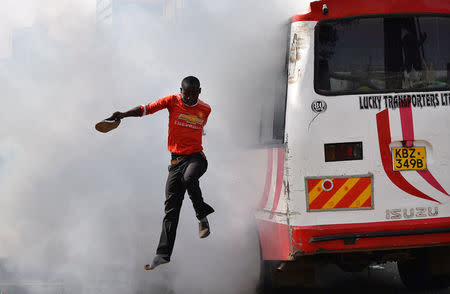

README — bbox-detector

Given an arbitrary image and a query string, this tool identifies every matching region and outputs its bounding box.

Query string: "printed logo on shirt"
[174,120,202,130]
[178,114,204,125]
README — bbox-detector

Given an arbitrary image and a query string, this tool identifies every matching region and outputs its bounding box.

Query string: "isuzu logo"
[311,100,327,113]
[385,207,438,220]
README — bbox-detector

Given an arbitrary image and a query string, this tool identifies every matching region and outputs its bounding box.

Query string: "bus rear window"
[315,15,450,95]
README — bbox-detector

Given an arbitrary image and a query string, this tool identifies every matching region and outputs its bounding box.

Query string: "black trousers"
[156,152,215,259]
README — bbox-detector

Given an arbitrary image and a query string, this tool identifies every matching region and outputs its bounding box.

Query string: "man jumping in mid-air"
[107,76,214,270]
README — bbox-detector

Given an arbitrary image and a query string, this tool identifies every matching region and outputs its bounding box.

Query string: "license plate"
[392,146,427,171]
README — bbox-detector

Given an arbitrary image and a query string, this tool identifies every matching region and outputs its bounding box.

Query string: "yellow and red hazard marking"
[307,175,373,211]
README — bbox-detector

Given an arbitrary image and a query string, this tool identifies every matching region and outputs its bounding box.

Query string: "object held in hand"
[95,119,121,133]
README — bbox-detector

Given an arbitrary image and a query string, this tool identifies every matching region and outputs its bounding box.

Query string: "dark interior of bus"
[315,15,450,95]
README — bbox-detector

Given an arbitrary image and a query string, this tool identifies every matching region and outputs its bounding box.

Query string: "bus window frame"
[272,22,291,144]
[313,13,450,97]
[259,21,291,146]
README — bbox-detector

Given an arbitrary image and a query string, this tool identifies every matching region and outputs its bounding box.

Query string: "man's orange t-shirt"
[140,94,211,155]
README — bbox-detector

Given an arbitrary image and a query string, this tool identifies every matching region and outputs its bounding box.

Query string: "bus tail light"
[325,142,363,162]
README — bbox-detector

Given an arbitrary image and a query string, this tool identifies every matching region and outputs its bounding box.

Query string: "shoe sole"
[95,120,120,133]
[199,230,210,239]
[145,260,169,270]
[144,264,154,270]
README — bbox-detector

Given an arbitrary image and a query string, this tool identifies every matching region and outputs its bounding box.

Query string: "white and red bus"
[255,0,450,291]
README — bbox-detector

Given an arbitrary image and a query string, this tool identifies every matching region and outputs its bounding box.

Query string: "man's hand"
[106,111,124,121]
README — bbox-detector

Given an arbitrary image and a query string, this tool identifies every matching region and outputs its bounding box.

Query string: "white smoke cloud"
[0,0,310,293]
[0,0,95,57]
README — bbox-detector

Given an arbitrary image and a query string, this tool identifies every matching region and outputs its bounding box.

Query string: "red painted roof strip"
[293,0,450,22]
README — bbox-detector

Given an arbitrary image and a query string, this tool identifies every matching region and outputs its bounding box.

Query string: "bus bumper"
[257,217,450,260]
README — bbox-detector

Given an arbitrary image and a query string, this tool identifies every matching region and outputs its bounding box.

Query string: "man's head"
[180,76,201,106]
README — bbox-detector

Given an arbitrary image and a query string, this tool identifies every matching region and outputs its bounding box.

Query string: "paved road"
[1,262,448,294]
[279,262,449,294]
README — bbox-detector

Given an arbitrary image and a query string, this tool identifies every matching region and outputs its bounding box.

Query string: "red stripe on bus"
[334,177,371,208]
[258,149,274,209]
[292,0,450,22]
[270,148,284,219]
[376,109,439,203]
[399,100,449,197]
[309,178,347,210]
[399,97,414,147]
[257,219,291,260]
[418,170,450,197]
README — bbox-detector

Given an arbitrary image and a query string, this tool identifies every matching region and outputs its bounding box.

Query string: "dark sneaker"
[145,255,170,270]
[199,218,210,239]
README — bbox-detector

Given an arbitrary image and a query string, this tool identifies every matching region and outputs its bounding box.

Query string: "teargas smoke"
[0,0,309,293]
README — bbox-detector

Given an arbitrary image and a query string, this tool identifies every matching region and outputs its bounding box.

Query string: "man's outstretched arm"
[107,107,142,121]
[107,95,174,121]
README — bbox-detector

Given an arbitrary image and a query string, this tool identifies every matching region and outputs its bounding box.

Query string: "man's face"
[180,86,201,106]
